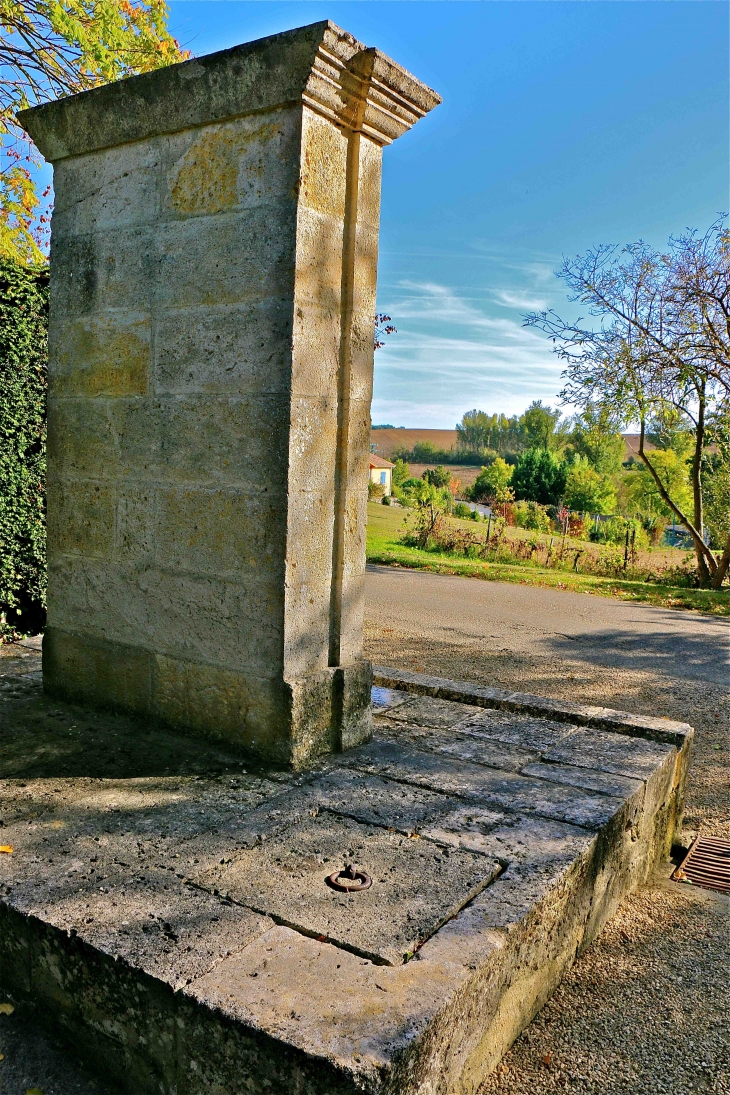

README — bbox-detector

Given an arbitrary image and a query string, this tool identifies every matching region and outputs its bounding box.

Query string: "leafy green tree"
[701,403,729,555]
[625,449,693,522]
[2,0,187,262]
[525,218,729,586]
[567,404,625,476]
[519,401,563,451]
[456,409,491,452]
[564,456,616,513]
[647,404,694,460]
[512,449,567,506]
[391,458,410,488]
[470,457,514,504]
[456,409,522,455]
[422,465,450,488]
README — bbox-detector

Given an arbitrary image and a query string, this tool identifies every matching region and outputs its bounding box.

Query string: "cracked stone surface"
[0,654,692,1095]
[197,812,501,965]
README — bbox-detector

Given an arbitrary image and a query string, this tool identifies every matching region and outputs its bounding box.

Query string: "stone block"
[154,487,283,580]
[46,397,119,481]
[46,479,115,559]
[521,760,644,799]
[49,312,151,397]
[456,709,578,752]
[52,139,163,236]
[49,225,155,320]
[152,207,296,312]
[343,739,631,830]
[338,659,373,751]
[43,628,152,716]
[162,108,302,221]
[151,655,285,756]
[153,299,293,396]
[306,770,456,834]
[151,394,291,489]
[47,560,284,677]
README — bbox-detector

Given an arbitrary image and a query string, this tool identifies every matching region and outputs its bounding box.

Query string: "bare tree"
[524,218,729,588]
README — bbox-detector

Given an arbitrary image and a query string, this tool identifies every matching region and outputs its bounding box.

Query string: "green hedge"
[0,260,48,641]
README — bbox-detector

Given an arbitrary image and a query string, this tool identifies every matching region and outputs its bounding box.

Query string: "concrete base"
[0,655,692,1094]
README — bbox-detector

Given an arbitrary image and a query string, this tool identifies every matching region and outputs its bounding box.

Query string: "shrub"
[591,516,648,550]
[391,458,410,488]
[422,465,450,488]
[469,457,513,504]
[563,456,616,514]
[368,480,385,500]
[512,448,567,506]
[381,494,391,506]
[0,261,48,641]
[513,500,550,532]
[453,502,472,519]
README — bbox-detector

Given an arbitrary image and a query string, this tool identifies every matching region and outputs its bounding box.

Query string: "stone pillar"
[20,21,440,767]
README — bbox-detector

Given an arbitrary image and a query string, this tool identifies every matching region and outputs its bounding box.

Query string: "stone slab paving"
[0,662,693,1094]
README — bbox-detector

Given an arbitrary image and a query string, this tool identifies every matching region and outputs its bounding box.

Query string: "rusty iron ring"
[326,864,372,893]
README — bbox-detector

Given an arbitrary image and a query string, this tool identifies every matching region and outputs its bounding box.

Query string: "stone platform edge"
[372,666,693,749]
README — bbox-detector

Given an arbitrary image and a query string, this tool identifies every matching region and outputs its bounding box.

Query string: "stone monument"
[20,21,440,767]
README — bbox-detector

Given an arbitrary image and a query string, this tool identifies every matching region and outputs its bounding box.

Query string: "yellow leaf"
[0,1053,4,1060]
[26,1089,44,1095]
[0,1003,14,1015]
[0,846,13,854]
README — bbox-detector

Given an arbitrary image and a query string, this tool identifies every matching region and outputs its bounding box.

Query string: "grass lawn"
[366,502,730,616]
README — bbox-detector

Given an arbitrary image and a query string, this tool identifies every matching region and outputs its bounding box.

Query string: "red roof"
[369,454,395,469]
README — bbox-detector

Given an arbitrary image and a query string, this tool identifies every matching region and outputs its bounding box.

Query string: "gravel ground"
[364,613,730,1095]
[0,1005,109,1095]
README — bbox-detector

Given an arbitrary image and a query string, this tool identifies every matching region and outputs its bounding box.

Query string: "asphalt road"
[365,564,728,687]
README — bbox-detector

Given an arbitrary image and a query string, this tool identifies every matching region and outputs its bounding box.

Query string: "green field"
[366,503,729,616]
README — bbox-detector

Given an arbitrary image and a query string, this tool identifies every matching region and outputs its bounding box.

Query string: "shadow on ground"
[0,655,251,782]
[539,622,728,685]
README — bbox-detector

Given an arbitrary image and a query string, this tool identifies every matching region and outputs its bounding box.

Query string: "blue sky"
[167,6,727,425]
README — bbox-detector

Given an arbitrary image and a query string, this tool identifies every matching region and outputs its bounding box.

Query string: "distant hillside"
[371,428,663,462]
[370,429,458,458]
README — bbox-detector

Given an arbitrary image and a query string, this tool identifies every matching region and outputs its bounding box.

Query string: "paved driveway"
[365,564,728,686]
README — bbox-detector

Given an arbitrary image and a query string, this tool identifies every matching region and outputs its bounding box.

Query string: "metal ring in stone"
[326,869,372,892]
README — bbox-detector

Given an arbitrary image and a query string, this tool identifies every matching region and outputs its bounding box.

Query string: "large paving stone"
[342,739,631,830]
[195,812,502,965]
[541,726,674,779]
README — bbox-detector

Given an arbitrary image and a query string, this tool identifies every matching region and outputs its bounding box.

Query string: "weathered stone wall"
[20,22,440,765]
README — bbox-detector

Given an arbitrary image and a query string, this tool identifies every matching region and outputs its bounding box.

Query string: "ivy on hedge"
[0,260,48,641]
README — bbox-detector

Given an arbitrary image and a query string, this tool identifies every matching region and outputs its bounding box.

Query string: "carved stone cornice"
[302,26,441,146]
[18,20,440,163]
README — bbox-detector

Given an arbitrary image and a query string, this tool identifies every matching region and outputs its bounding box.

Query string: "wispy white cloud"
[492,288,548,311]
[372,276,566,426]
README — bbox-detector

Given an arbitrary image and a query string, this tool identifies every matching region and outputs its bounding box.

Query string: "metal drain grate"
[672,835,730,894]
